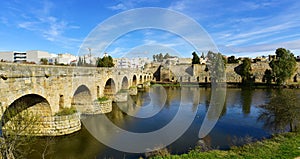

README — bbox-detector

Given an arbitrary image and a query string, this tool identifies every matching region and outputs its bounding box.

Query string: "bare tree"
[0,102,43,159]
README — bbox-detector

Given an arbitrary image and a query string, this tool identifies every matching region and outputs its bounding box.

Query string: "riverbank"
[151,132,300,159]
[151,81,300,89]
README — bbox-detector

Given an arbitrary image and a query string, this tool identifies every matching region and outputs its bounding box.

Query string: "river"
[27,86,300,159]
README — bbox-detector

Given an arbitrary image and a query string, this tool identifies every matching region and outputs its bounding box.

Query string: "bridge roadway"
[0,63,152,118]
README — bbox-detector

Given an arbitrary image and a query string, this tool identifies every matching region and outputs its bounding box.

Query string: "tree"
[206,51,226,83]
[200,52,205,59]
[240,58,252,84]
[152,55,156,62]
[0,102,43,159]
[192,52,200,64]
[263,69,272,85]
[77,57,83,66]
[258,89,300,132]
[40,58,48,65]
[227,56,238,63]
[96,56,114,67]
[163,53,170,59]
[54,59,58,65]
[269,48,297,85]
[157,53,163,62]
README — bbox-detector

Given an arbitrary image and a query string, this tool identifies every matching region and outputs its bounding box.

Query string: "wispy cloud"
[108,3,128,11]
[5,0,81,51]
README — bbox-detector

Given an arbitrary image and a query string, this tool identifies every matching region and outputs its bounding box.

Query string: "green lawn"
[151,132,300,159]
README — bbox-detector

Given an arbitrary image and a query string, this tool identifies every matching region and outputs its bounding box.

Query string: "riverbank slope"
[151,132,300,159]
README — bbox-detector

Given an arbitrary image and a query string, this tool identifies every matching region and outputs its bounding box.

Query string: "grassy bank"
[151,132,300,159]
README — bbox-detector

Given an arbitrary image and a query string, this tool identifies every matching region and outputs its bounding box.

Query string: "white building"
[26,50,53,64]
[114,57,151,69]
[55,53,77,65]
[0,50,53,63]
[0,51,26,62]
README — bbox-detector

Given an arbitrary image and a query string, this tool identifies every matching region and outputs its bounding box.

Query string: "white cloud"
[9,1,82,51]
[168,1,187,11]
[108,3,127,11]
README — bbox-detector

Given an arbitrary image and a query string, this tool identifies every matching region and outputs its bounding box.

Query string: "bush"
[97,96,109,102]
[55,107,77,116]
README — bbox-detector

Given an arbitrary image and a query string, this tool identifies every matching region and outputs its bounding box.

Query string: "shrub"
[55,107,77,116]
[98,96,109,102]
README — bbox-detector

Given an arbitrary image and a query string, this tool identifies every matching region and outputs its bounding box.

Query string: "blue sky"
[1,0,300,58]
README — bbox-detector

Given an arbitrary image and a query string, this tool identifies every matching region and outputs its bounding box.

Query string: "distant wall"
[156,62,300,84]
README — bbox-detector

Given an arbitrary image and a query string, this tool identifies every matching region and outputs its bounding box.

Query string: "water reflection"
[241,89,253,115]
[258,89,300,132]
[24,87,300,158]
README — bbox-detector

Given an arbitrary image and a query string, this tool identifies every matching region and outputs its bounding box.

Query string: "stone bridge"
[0,63,152,135]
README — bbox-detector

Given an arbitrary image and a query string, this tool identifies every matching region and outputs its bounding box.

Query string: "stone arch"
[71,85,92,110]
[121,76,129,89]
[144,75,147,82]
[2,94,51,126]
[104,78,116,97]
[132,75,137,85]
[139,75,143,83]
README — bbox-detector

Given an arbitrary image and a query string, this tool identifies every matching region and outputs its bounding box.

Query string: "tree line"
[192,48,298,86]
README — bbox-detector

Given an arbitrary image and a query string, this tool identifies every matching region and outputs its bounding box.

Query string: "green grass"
[151,132,300,159]
[55,107,77,116]
[97,96,109,102]
[118,89,128,93]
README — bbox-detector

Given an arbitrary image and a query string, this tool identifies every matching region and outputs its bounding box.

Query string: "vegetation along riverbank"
[150,132,300,159]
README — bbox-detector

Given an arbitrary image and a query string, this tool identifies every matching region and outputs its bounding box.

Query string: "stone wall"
[43,113,81,136]
[2,113,81,136]
[193,62,300,84]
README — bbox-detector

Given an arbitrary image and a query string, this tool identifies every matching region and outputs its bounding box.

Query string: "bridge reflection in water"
[16,87,300,158]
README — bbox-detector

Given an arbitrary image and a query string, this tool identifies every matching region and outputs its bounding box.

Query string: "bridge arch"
[104,78,116,98]
[139,75,143,84]
[121,76,129,89]
[71,85,92,110]
[132,75,137,86]
[2,94,51,126]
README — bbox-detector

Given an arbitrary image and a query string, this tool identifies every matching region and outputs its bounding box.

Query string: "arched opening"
[97,86,100,98]
[71,85,92,110]
[197,76,200,82]
[294,74,298,82]
[2,94,51,132]
[205,77,208,83]
[132,75,137,86]
[139,75,143,83]
[121,76,129,89]
[144,75,147,82]
[59,94,64,109]
[104,78,116,98]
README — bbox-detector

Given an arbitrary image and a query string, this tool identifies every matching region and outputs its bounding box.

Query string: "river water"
[27,86,300,159]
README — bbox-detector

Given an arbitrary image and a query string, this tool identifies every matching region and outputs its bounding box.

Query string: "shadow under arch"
[72,85,93,108]
[104,78,116,98]
[139,75,143,84]
[132,75,137,86]
[2,94,51,127]
[121,76,129,90]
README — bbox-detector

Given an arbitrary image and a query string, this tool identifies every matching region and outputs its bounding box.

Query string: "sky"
[0,0,300,58]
